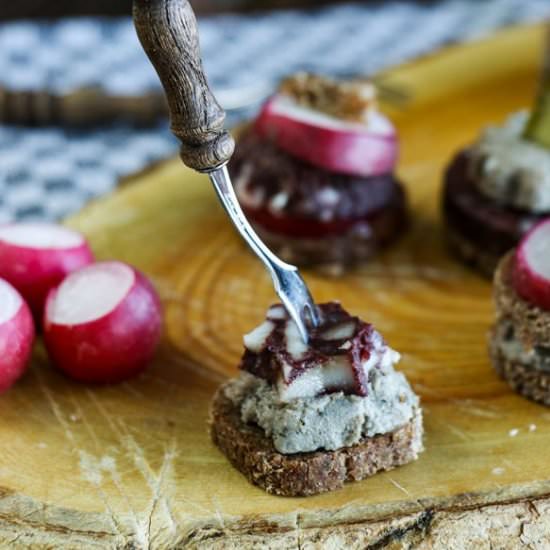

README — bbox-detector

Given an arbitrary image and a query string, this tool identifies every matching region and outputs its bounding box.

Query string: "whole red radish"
[513,218,550,310]
[255,94,398,177]
[0,278,35,393]
[0,223,94,319]
[43,261,162,384]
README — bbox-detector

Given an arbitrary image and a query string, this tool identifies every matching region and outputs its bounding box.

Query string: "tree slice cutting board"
[1,24,549,549]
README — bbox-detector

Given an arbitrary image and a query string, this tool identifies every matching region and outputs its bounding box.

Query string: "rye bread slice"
[494,252,550,346]
[489,322,550,406]
[210,384,423,497]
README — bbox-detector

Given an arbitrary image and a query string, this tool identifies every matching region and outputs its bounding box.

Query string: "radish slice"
[43,261,162,384]
[0,278,35,393]
[254,94,398,177]
[513,218,550,310]
[0,223,94,319]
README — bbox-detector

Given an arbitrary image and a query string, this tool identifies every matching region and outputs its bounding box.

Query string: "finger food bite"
[230,74,407,274]
[211,302,423,496]
[490,220,550,404]
[443,112,549,277]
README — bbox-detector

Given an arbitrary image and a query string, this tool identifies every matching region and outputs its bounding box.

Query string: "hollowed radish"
[0,223,94,318]
[0,278,35,393]
[43,261,162,383]
[513,218,550,310]
[255,94,398,177]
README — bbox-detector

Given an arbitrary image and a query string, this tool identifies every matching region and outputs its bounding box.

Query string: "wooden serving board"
[1,24,549,549]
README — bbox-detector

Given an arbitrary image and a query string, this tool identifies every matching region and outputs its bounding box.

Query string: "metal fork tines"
[209,165,319,343]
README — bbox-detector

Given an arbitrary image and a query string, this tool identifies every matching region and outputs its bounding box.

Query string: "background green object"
[523,25,550,149]
[524,88,550,150]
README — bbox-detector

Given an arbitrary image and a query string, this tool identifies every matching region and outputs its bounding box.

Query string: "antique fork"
[133,0,319,342]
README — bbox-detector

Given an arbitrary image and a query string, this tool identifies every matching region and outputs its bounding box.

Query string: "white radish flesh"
[49,262,134,324]
[0,224,83,248]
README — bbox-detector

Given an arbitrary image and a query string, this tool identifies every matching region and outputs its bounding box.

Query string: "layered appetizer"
[210,302,423,496]
[490,219,550,404]
[229,73,407,274]
[443,110,550,277]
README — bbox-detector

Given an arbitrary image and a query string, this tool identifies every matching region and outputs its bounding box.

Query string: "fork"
[133,0,319,342]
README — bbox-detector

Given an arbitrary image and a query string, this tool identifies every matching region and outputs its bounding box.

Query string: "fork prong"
[274,266,319,343]
[209,165,318,343]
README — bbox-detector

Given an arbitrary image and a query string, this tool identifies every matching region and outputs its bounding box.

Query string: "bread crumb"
[279,72,376,122]
[509,428,519,437]
[37,442,47,449]
[492,467,505,475]
[529,423,537,432]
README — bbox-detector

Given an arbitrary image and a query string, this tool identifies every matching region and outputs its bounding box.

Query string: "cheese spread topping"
[225,369,418,454]
[233,302,420,454]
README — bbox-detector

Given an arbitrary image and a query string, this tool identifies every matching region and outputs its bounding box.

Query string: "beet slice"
[240,302,399,401]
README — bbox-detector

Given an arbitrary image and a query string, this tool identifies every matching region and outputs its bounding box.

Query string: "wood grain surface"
[0,24,549,549]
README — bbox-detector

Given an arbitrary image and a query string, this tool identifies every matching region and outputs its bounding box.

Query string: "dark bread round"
[442,151,544,278]
[209,384,423,497]
[489,322,550,406]
[494,252,550,346]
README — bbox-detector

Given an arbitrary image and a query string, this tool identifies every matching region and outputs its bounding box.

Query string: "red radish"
[513,218,550,310]
[0,223,94,319]
[43,261,162,384]
[255,94,398,177]
[0,278,34,393]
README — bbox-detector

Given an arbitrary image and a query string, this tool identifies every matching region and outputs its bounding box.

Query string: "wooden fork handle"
[133,0,235,172]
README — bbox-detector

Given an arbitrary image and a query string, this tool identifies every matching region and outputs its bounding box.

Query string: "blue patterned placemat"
[0,0,548,222]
